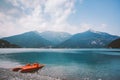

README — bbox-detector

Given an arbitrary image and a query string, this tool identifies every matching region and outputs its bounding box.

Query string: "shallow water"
[0,49,120,80]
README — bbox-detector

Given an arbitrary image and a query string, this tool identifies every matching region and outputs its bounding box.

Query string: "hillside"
[0,39,20,48]
[2,30,119,48]
[2,31,52,48]
[56,30,119,48]
[108,38,120,48]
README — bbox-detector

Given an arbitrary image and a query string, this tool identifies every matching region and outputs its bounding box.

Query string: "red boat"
[12,63,45,73]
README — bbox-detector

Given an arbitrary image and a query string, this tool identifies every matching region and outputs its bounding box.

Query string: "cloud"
[79,0,84,4]
[101,23,107,28]
[0,0,77,37]
[0,0,108,37]
[0,0,116,36]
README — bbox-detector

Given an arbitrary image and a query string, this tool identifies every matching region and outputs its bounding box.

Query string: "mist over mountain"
[56,30,119,48]
[40,31,72,45]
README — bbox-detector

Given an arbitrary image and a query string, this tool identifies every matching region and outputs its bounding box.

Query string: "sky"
[0,0,120,37]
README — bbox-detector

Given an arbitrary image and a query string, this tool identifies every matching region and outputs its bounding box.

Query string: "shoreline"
[0,68,62,80]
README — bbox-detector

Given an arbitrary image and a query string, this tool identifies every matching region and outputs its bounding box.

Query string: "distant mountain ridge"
[1,30,119,48]
[40,31,72,45]
[1,31,72,48]
[56,30,119,48]
[2,31,52,48]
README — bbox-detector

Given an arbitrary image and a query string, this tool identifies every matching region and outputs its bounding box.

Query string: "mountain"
[1,30,119,48]
[40,31,72,45]
[56,30,119,48]
[108,38,120,48]
[0,39,20,48]
[2,31,52,48]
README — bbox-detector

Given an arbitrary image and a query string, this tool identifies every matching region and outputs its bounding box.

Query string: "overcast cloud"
[0,0,119,37]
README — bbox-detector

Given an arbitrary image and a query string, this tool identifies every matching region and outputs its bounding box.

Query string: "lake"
[0,49,120,80]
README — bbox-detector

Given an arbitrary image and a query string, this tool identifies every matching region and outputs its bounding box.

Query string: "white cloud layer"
[0,0,108,37]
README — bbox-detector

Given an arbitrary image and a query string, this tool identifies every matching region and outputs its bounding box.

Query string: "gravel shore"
[0,68,62,80]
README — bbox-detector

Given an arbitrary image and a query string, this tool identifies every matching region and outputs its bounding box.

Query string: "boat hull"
[12,63,45,73]
[20,67,40,73]
[20,65,44,73]
[12,67,21,72]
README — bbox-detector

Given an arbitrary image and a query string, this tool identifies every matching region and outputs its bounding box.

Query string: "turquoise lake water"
[0,49,120,80]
